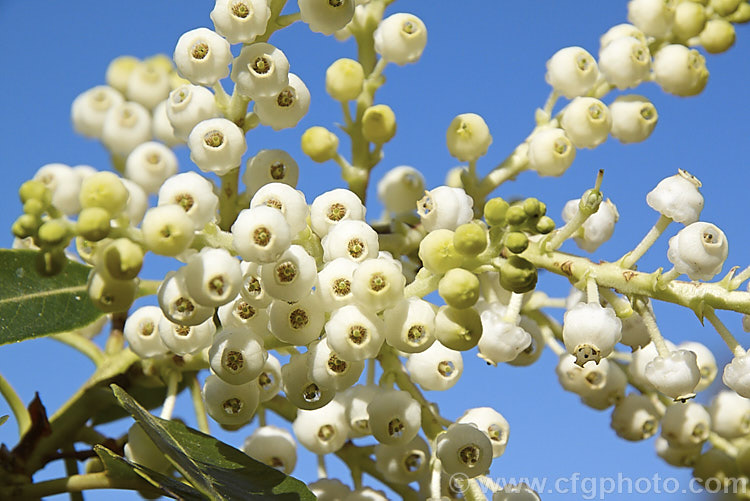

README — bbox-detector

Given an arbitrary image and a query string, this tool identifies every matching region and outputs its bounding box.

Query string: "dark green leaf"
[95,445,207,500]
[111,384,316,501]
[0,249,103,344]
[0,415,8,426]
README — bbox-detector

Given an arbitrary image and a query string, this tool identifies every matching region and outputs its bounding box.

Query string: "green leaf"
[92,378,190,426]
[111,385,316,501]
[0,249,103,344]
[95,445,207,500]
[0,415,8,426]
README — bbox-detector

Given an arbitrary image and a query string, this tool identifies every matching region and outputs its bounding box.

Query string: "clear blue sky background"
[0,1,749,499]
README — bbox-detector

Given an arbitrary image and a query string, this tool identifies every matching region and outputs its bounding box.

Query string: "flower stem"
[218,168,240,231]
[0,371,31,437]
[634,301,670,357]
[188,373,210,434]
[619,214,672,269]
[704,306,745,357]
[159,371,180,420]
[0,472,158,499]
[405,268,441,298]
[586,276,599,305]
[502,292,524,324]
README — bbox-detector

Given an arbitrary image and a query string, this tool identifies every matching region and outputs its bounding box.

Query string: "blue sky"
[0,1,749,499]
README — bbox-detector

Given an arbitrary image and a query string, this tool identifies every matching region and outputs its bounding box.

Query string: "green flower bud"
[99,238,144,280]
[434,305,483,351]
[484,197,509,226]
[418,229,464,274]
[12,214,40,239]
[106,55,140,93]
[301,126,339,162]
[19,180,51,206]
[79,172,129,216]
[499,256,538,293]
[438,268,480,309]
[578,188,602,216]
[699,19,736,54]
[36,249,68,276]
[445,113,492,162]
[673,1,706,40]
[535,215,556,234]
[505,205,527,226]
[504,231,529,254]
[453,222,487,256]
[76,207,111,242]
[709,0,742,16]
[326,58,365,102]
[87,270,138,313]
[522,197,545,217]
[37,220,70,248]
[362,104,397,144]
[23,199,46,217]
[728,2,750,23]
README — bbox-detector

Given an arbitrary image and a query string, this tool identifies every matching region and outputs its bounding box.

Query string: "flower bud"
[101,102,152,156]
[376,166,425,214]
[202,374,260,427]
[38,220,70,248]
[231,43,290,99]
[418,186,474,232]
[374,13,428,65]
[301,126,339,162]
[483,198,509,226]
[646,170,703,224]
[661,402,710,447]
[71,86,125,138]
[610,394,660,441]
[188,118,247,176]
[710,0,742,16]
[19,180,52,206]
[87,270,137,313]
[418,229,463,274]
[499,256,537,294]
[141,205,195,256]
[12,215,40,240]
[545,46,599,98]
[325,58,364,102]
[79,172,129,216]
[627,0,675,37]
[560,97,612,149]
[563,302,622,366]
[672,1,706,40]
[362,104,397,144]
[722,352,750,398]
[106,56,139,94]
[98,238,143,280]
[453,223,487,256]
[667,222,728,281]
[166,84,220,141]
[298,0,355,35]
[434,305,482,351]
[210,0,271,44]
[646,350,701,401]
[125,141,179,194]
[653,44,708,97]
[439,269,480,309]
[446,113,492,162]
[253,73,311,131]
[598,37,651,89]
[527,128,576,177]
[504,231,529,254]
[436,423,493,478]
[243,149,299,196]
[699,19,735,54]
[609,95,658,144]
[173,28,232,86]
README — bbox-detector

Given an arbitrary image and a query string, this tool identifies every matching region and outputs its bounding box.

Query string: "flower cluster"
[8,0,750,500]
